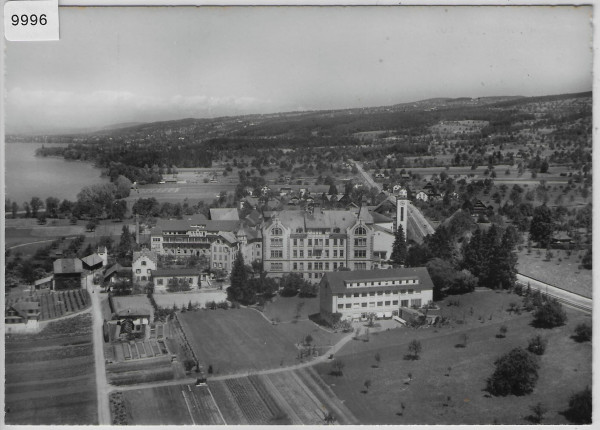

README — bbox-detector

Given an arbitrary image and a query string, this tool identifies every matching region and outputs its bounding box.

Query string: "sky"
[5,6,594,134]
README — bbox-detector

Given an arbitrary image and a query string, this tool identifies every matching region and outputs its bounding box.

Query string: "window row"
[338,290,415,298]
[292,238,346,247]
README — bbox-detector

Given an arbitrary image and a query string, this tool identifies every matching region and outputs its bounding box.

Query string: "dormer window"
[296,228,303,233]
[272,227,282,236]
[333,227,341,233]
[142,261,147,266]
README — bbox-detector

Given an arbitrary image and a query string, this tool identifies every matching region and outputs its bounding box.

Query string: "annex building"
[319,267,434,321]
[149,214,262,271]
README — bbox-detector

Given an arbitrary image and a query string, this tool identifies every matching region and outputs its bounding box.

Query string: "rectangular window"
[270,250,283,258]
[401,300,409,307]
[293,239,297,246]
[340,250,344,258]
[345,303,351,308]
[354,250,367,258]
[377,301,383,306]
[293,263,298,270]
[325,262,330,270]
[299,250,304,258]
[369,292,375,296]
[385,301,391,306]
[338,304,344,309]
[308,250,312,257]
[392,300,398,305]
[325,239,329,246]
[369,302,375,307]
[157,278,163,285]
[411,299,422,308]
[293,250,297,258]
[325,250,329,258]
[333,239,337,246]
[340,239,344,246]
[333,250,338,258]
[333,262,338,270]
[136,269,141,274]
[353,293,360,298]
[361,293,367,297]
[271,262,283,271]
[270,238,283,247]
[308,263,313,270]
[354,238,367,247]
[337,294,344,298]
[299,263,304,270]
[308,239,312,246]
[300,239,304,246]
[361,303,367,308]
[377,291,383,296]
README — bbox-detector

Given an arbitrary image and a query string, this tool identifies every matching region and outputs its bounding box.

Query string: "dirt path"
[88,275,111,424]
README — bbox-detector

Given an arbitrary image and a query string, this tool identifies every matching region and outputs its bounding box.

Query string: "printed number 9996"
[11,14,47,26]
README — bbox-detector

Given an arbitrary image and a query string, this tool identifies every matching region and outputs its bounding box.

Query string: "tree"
[115,175,132,199]
[529,204,555,248]
[564,386,592,424]
[533,298,567,328]
[45,197,60,218]
[117,225,134,261]
[528,402,547,424]
[30,197,43,218]
[111,200,128,221]
[328,183,338,195]
[374,352,381,367]
[390,225,407,266]
[573,323,592,342]
[86,220,98,232]
[486,347,539,396]
[11,201,18,219]
[407,339,422,360]
[280,273,305,297]
[227,250,253,304]
[330,359,345,376]
[527,335,547,355]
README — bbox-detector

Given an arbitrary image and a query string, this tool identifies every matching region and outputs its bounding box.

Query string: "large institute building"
[319,267,434,320]
[261,209,395,282]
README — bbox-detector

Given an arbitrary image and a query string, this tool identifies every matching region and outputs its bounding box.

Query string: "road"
[87,275,111,424]
[350,159,381,191]
[351,159,592,313]
[516,273,592,313]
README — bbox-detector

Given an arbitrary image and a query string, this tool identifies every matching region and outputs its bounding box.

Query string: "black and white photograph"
[2,4,594,426]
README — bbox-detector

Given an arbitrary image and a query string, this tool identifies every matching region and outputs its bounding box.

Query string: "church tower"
[396,188,408,235]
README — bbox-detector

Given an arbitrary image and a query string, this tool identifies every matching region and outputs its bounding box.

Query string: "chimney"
[135,214,140,244]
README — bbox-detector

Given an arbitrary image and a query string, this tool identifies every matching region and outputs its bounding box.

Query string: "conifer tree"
[390,225,407,266]
[227,250,249,303]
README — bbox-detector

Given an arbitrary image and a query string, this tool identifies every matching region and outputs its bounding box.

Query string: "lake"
[5,142,109,203]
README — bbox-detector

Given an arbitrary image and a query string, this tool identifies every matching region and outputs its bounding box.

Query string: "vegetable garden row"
[39,290,90,320]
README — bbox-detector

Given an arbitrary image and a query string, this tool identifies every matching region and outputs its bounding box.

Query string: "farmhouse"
[132,248,158,284]
[108,295,154,339]
[319,267,434,321]
[103,263,132,285]
[53,258,84,290]
[5,301,41,332]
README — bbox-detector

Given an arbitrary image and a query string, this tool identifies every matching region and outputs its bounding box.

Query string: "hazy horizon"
[5,6,593,135]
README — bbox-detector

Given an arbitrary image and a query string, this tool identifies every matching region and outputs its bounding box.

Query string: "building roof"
[103,263,124,280]
[34,275,54,286]
[210,208,240,221]
[53,258,83,274]
[151,216,239,234]
[370,211,393,224]
[81,253,104,267]
[110,295,153,318]
[132,248,158,265]
[321,267,434,294]
[152,268,200,277]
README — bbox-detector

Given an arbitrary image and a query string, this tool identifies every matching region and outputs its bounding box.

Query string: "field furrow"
[207,380,249,424]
